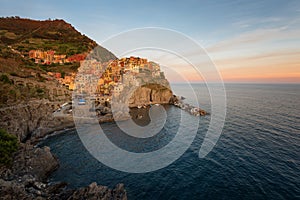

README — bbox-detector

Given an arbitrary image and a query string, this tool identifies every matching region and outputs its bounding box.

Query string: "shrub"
[0,129,19,165]
[36,88,44,94]
[9,72,18,77]
[0,74,12,84]
[60,71,65,78]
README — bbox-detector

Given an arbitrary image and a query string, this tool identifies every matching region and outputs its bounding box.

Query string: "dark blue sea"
[40,84,300,199]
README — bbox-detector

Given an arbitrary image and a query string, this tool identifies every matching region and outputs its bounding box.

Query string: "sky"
[1,0,300,83]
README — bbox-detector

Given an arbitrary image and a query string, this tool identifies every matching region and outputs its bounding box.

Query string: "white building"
[113,83,124,96]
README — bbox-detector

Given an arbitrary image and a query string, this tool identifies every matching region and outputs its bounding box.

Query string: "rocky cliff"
[0,154,127,199]
[0,100,127,199]
[0,16,128,199]
[128,84,173,107]
[0,100,74,143]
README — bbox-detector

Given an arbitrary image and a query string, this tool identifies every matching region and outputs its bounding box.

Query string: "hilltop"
[0,16,116,58]
[0,17,117,106]
[0,16,116,73]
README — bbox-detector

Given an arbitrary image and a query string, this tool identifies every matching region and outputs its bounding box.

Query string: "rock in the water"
[0,178,32,200]
[0,141,127,199]
[10,143,59,181]
[67,182,127,200]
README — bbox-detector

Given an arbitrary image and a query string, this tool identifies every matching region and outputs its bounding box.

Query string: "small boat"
[78,98,86,105]
[137,105,142,109]
[155,104,160,106]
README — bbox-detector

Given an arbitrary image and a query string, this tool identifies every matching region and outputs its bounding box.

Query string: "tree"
[0,129,19,165]
[0,74,12,84]
[60,70,65,78]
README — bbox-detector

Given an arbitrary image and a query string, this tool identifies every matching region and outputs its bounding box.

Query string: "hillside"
[0,17,116,58]
[0,17,126,199]
[0,17,116,72]
[0,17,117,106]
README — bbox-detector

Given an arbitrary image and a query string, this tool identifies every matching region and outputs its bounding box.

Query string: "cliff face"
[128,84,173,107]
[128,87,151,106]
[0,101,128,199]
[0,16,125,199]
[150,88,173,104]
[0,100,74,143]
[0,143,127,199]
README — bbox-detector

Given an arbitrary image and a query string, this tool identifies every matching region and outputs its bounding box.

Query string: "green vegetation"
[0,17,118,106]
[16,39,89,56]
[4,32,17,39]
[0,45,19,59]
[60,70,65,78]
[0,129,19,165]
[0,18,97,55]
[39,62,80,74]
[0,17,117,78]
[9,72,18,76]
[36,88,44,94]
[0,79,50,107]
[0,74,12,84]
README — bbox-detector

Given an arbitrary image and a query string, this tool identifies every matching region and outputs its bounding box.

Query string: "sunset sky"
[1,0,300,83]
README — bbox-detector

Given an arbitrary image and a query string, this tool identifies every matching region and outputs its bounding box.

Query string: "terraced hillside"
[0,17,117,106]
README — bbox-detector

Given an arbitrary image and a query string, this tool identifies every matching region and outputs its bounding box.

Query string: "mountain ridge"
[0,16,116,60]
[0,17,117,106]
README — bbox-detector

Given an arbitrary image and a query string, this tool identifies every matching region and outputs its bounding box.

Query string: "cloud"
[206,14,300,54]
[212,49,300,68]
[232,17,283,29]
[219,64,300,83]
[212,48,300,83]
[205,26,298,53]
[161,46,300,83]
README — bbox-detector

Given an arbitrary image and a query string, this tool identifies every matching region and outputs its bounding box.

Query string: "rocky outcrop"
[0,99,127,199]
[128,87,151,107]
[0,142,59,199]
[68,182,127,200]
[0,142,127,199]
[128,84,173,107]
[0,177,126,200]
[0,143,58,182]
[0,178,34,200]
[150,88,173,104]
[0,100,74,143]
[10,143,59,181]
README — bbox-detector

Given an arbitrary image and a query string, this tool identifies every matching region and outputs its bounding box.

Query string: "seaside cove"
[40,83,300,200]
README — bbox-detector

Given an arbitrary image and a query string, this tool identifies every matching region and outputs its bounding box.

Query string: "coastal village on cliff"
[28,50,169,100]
[0,17,209,199]
[27,49,207,118]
